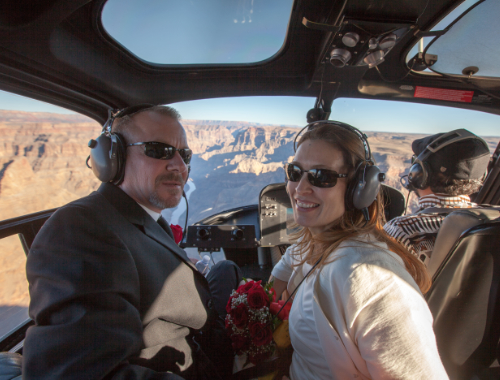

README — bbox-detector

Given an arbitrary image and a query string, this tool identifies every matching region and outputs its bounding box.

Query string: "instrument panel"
[185,224,258,249]
[259,183,294,247]
[184,183,405,250]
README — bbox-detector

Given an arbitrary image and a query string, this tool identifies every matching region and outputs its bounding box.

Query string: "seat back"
[426,219,500,380]
[0,352,22,380]
[428,207,500,278]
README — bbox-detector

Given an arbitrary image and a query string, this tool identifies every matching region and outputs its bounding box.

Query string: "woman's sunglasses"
[284,163,347,188]
[127,141,193,164]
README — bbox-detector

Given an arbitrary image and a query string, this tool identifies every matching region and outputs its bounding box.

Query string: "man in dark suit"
[23,106,241,379]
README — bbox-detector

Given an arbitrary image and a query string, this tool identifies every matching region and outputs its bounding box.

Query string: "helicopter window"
[406,0,481,71]
[0,90,102,221]
[100,0,294,65]
[330,98,500,137]
[0,90,104,335]
[407,0,499,79]
[429,0,482,32]
[0,234,29,339]
[161,96,500,226]
[425,1,500,78]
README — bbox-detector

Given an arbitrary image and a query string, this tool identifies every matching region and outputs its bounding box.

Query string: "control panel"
[259,182,405,246]
[185,224,258,249]
[259,183,293,247]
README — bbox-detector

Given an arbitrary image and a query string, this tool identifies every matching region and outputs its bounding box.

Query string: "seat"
[425,217,500,380]
[428,207,500,278]
[0,352,22,380]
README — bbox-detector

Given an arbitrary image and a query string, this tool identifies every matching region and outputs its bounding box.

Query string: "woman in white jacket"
[271,121,448,380]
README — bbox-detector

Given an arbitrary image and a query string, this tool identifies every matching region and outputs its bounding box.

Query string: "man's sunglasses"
[127,141,193,164]
[284,163,347,188]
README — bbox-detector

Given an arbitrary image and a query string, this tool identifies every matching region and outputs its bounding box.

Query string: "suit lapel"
[97,183,199,272]
[142,216,198,272]
[157,216,175,240]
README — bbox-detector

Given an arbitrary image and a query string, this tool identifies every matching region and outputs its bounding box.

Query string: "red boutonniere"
[170,224,183,244]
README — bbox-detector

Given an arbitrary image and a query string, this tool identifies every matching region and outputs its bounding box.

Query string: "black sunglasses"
[284,163,347,188]
[127,141,193,164]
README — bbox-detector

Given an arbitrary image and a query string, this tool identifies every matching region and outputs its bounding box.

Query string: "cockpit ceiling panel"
[343,0,428,22]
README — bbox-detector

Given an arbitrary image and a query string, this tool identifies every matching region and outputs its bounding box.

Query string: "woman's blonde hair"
[290,123,431,293]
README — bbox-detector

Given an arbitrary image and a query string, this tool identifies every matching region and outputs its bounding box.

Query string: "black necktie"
[157,216,174,240]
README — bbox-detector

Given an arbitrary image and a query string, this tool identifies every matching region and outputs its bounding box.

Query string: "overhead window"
[101,0,294,65]
[407,0,500,79]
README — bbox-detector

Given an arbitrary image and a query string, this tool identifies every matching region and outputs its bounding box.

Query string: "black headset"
[87,104,155,185]
[405,129,483,191]
[292,120,385,221]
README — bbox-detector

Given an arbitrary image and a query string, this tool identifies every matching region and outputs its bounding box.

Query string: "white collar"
[138,203,161,222]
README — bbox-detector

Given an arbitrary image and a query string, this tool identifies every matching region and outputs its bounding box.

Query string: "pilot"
[384,129,490,267]
[23,105,241,380]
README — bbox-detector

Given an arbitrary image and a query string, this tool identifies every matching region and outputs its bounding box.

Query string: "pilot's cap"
[412,130,490,180]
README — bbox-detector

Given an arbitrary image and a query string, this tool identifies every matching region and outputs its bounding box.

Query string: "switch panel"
[186,224,258,249]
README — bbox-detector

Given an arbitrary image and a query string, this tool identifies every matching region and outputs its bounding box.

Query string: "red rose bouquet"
[226,281,292,366]
[269,300,292,321]
[170,224,183,244]
[225,280,280,365]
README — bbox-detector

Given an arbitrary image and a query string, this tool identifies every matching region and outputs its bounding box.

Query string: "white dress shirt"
[138,203,161,222]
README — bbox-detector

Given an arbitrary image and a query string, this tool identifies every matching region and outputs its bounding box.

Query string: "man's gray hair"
[111,105,181,145]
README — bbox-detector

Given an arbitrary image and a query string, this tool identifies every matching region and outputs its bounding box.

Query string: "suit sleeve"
[23,204,184,380]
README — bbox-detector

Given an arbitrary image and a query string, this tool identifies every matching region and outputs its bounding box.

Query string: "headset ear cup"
[345,176,356,211]
[88,134,117,182]
[345,162,364,211]
[88,132,126,184]
[112,133,127,185]
[345,162,382,211]
[408,161,431,190]
[420,161,431,189]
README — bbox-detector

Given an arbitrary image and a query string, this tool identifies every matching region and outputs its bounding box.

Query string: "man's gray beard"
[149,173,184,210]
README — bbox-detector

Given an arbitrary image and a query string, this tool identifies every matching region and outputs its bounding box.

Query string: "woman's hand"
[282,376,290,380]
[273,278,288,300]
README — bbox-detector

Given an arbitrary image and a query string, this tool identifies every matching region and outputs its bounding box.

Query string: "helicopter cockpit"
[0,0,500,379]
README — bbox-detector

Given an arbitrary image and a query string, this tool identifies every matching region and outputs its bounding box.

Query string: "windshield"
[0,92,498,226]
[165,96,499,225]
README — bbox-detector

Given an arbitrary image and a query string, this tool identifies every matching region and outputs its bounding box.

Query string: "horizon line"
[0,109,499,138]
